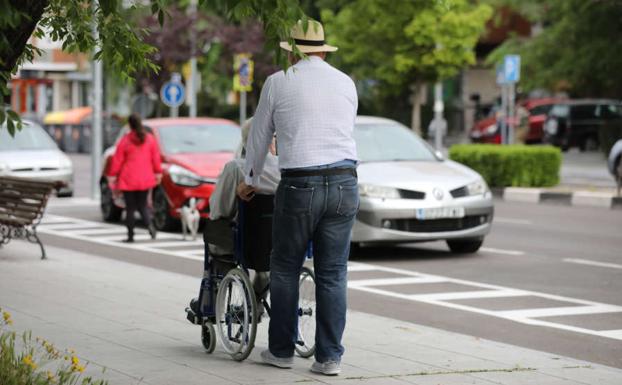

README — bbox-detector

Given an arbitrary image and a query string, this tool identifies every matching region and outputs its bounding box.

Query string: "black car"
[543,99,622,151]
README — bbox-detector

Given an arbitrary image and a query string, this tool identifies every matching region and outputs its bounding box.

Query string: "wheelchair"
[185,194,316,361]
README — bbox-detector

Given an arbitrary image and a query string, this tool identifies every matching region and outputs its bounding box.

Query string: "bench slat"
[0,191,47,202]
[0,214,33,226]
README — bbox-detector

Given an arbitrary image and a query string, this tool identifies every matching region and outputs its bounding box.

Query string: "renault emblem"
[432,188,444,200]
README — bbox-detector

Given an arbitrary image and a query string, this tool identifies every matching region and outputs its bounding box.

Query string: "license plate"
[415,207,465,220]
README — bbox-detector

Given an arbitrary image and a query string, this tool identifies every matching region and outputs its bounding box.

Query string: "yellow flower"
[22,354,38,370]
[2,311,12,325]
[71,363,86,373]
[71,355,80,365]
[47,371,56,382]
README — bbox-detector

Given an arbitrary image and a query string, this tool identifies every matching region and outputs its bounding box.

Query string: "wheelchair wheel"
[201,322,216,353]
[295,266,316,358]
[215,268,257,361]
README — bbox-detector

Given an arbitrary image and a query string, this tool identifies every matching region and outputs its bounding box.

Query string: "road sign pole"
[91,0,102,201]
[171,106,178,118]
[433,81,444,151]
[508,82,515,145]
[500,84,507,145]
[188,0,198,118]
[239,91,246,124]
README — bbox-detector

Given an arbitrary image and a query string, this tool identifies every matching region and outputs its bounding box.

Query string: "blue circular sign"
[160,81,185,108]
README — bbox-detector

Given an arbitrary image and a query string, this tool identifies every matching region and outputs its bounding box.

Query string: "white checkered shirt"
[244,56,358,186]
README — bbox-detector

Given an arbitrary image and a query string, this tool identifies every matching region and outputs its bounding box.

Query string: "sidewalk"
[2,241,621,385]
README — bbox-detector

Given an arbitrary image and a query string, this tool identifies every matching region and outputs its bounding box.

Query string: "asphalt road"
[39,197,622,369]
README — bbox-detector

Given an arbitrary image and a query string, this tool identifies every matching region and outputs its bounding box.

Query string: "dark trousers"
[269,172,358,363]
[123,190,151,238]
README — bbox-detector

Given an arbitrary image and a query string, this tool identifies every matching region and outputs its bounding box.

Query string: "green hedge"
[599,119,622,155]
[449,144,562,188]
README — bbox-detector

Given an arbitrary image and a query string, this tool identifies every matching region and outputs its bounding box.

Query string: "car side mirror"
[435,150,445,160]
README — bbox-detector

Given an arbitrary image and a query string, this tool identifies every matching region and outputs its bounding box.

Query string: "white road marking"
[36,214,622,341]
[410,289,527,301]
[347,262,622,341]
[498,305,622,319]
[480,247,525,256]
[494,217,533,225]
[564,258,622,270]
[348,276,446,287]
[39,214,204,259]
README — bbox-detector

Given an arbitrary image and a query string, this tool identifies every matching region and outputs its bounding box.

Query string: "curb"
[500,187,622,209]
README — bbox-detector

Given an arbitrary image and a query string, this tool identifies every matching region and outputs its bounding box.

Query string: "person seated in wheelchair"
[190,118,279,315]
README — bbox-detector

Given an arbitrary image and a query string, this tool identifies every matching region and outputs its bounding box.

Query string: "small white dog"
[179,198,200,241]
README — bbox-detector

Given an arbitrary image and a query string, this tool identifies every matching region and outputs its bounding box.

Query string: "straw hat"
[279,20,338,53]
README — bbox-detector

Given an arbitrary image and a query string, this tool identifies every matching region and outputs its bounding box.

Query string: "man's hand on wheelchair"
[237,181,256,202]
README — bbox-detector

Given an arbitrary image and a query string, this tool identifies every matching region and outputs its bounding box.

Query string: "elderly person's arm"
[240,76,276,200]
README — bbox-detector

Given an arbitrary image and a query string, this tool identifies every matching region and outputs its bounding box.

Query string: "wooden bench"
[0,176,59,259]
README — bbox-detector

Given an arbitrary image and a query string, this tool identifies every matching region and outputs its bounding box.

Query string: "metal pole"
[188,0,198,117]
[508,82,515,145]
[500,84,507,145]
[171,105,178,118]
[91,1,102,200]
[240,91,246,124]
[433,81,444,151]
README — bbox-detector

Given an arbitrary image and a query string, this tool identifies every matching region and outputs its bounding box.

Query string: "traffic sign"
[233,53,254,92]
[160,74,185,108]
[503,55,521,83]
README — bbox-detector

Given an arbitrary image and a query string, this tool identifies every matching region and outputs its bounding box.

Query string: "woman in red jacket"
[107,114,162,242]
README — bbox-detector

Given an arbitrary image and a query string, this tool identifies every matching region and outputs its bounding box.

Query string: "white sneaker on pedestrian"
[310,360,341,375]
[260,349,293,369]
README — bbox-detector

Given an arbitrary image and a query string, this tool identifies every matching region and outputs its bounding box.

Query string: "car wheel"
[100,179,123,222]
[446,238,483,254]
[152,187,178,231]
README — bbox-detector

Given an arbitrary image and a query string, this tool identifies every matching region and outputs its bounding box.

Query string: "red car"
[469,98,561,144]
[100,117,241,230]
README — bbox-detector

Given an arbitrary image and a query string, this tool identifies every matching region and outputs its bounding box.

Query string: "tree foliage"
[0,0,305,133]
[486,0,622,98]
[322,0,492,89]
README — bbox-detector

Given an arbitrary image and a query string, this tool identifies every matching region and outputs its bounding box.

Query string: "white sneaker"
[260,349,293,369]
[310,360,341,375]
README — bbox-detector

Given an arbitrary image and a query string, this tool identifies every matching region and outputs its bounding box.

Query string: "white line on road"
[480,247,525,256]
[563,258,622,270]
[494,217,533,225]
[348,276,446,287]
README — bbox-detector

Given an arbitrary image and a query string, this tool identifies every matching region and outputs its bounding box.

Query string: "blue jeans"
[269,171,359,363]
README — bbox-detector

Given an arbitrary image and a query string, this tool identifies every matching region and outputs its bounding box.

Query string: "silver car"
[353,116,494,253]
[0,120,74,196]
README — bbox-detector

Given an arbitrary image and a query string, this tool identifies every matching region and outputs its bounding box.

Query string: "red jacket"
[107,131,162,191]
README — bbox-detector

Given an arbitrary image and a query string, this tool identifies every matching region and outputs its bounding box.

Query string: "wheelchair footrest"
[185,307,201,325]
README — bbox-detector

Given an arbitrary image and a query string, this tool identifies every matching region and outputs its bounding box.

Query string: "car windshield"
[157,124,240,154]
[551,105,570,117]
[354,122,437,162]
[0,122,58,151]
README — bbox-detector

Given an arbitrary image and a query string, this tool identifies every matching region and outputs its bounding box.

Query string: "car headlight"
[59,158,73,170]
[358,184,400,199]
[545,119,558,135]
[0,162,8,174]
[484,124,497,135]
[466,179,489,196]
[169,164,203,187]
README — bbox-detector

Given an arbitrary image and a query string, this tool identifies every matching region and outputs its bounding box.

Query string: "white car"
[0,120,74,196]
[353,116,494,253]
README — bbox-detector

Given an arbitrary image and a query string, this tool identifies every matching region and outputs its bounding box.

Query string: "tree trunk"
[0,0,49,89]
[410,81,425,135]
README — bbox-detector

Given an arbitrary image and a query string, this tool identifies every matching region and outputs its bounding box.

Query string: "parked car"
[100,117,241,230]
[608,139,622,196]
[544,99,622,151]
[469,98,559,144]
[353,116,494,253]
[0,119,74,196]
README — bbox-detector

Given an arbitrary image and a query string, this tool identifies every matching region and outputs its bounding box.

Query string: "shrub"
[449,144,561,188]
[0,307,109,385]
[599,119,622,156]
